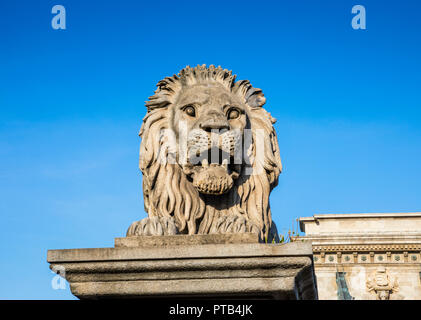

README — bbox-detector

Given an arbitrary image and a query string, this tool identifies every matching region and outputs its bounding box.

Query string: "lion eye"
[227,108,240,120]
[184,105,196,117]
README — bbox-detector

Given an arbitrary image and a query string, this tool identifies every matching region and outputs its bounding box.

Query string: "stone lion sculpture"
[127,65,282,242]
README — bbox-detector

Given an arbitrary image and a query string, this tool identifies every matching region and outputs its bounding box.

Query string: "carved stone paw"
[126,216,179,236]
[209,215,260,235]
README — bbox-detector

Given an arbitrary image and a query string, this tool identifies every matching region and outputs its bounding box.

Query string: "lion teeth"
[201,158,209,168]
[222,159,228,169]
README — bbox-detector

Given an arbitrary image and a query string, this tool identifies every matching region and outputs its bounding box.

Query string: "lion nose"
[200,111,230,133]
[200,119,230,133]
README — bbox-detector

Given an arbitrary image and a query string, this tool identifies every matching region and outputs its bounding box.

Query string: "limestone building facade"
[299,212,421,300]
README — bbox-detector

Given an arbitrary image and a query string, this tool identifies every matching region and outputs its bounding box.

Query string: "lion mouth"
[183,147,241,195]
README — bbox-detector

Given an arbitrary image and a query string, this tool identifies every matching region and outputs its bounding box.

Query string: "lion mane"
[130,65,282,242]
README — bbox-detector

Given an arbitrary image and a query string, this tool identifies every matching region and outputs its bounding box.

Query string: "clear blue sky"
[1,0,420,299]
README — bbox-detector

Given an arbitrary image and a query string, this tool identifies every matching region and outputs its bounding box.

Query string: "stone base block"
[47,234,317,300]
[115,232,261,247]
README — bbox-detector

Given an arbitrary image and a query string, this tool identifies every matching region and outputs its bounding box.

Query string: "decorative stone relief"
[366,267,400,300]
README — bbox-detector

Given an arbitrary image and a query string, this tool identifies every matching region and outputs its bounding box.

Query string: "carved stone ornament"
[366,267,399,300]
[127,65,282,242]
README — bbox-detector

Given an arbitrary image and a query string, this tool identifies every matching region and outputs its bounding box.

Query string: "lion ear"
[233,80,266,109]
[245,87,266,109]
[247,92,266,108]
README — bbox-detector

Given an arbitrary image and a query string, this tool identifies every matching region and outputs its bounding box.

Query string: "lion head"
[127,65,282,242]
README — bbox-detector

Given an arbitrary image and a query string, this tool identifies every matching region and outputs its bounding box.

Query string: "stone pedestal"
[47,234,317,300]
